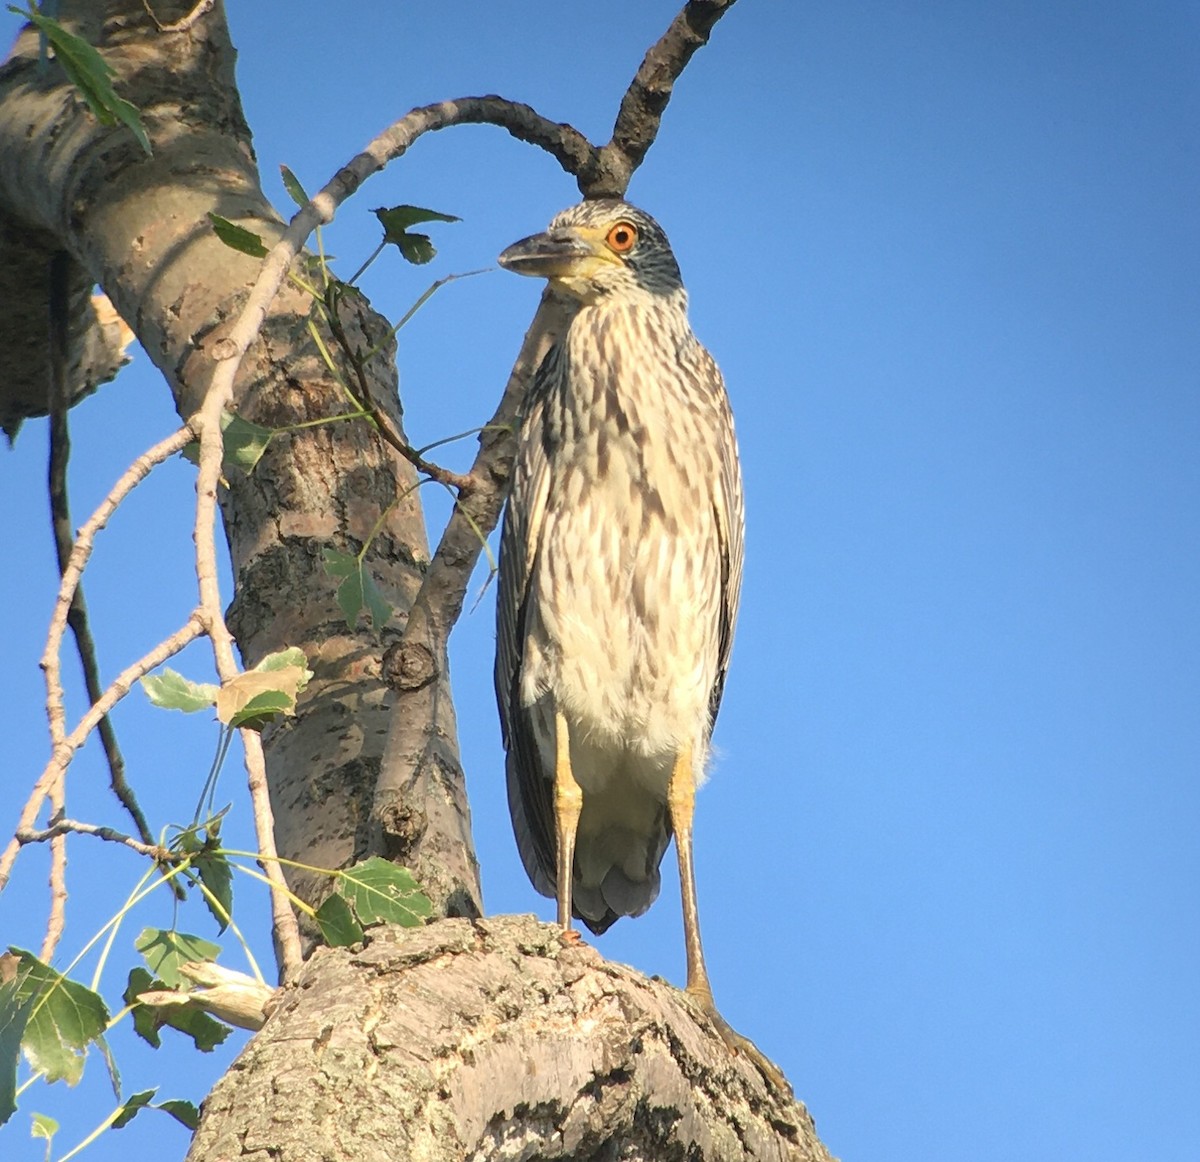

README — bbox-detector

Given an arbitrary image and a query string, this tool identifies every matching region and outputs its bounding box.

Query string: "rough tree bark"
[193,917,832,1162]
[0,1,833,1157]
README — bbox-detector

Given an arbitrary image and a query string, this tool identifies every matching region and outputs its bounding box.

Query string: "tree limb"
[16,818,173,862]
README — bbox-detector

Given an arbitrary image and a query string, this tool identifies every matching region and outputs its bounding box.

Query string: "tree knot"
[382,640,438,691]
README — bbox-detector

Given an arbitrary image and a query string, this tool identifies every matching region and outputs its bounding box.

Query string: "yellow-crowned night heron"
[496,200,781,1084]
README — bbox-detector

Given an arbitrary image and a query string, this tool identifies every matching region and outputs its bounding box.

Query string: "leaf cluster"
[141,647,313,732]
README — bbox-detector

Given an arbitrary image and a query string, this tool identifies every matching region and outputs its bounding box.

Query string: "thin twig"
[322,288,474,492]
[17,819,173,862]
[42,249,72,961]
[374,413,474,492]
[1,613,206,892]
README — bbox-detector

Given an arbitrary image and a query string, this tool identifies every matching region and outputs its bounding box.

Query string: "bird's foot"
[557,926,583,947]
[685,984,792,1096]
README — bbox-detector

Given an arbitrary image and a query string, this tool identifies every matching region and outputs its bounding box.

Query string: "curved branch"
[206,95,598,415]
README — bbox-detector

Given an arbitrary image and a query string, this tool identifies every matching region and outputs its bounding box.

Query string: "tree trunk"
[188,916,832,1162]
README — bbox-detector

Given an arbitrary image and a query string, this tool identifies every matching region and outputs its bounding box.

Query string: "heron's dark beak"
[498,228,604,278]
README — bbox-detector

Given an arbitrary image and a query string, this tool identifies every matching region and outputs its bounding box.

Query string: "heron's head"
[498,199,684,303]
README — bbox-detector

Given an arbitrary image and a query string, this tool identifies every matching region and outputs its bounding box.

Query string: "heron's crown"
[498,199,684,300]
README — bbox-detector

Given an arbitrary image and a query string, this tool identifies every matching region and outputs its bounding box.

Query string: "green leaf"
[324,548,392,630]
[280,164,308,208]
[334,568,365,625]
[95,1034,121,1101]
[324,547,362,624]
[373,205,461,233]
[314,892,363,948]
[140,668,218,713]
[373,205,460,266]
[124,969,162,1049]
[215,654,311,730]
[322,547,356,579]
[155,1099,199,1131]
[255,647,312,679]
[30,1110,58,1142]
[361,568,392,629]
[6,949,109,1087]
[124,967,232,1054]
[157,1006,230,1053]
[134,930,220,989]
[180,412,274,475]
[226,690,294,731]
[22,7,151,155]
[124,969,231,1053]
[0,965,35,1126]
[112,1088,156,1130]
[208,213,269,258]
[220,412,273,473]
[195,849,234,931]
[395,233,435,265]
[336,858,432,928]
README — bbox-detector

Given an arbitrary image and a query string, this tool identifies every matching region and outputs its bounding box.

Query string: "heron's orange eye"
[606,221,638,254]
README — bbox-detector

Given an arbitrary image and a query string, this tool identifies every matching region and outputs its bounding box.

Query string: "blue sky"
[2,3,1198,1160]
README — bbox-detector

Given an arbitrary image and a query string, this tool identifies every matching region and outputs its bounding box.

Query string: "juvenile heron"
[496,200,779,1082]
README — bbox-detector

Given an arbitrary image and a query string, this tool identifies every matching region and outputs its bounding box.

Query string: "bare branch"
[1,613,206,893]
[242,728,304,982]
[41,780,67,963]
[371,289,572,882]
[17,818,173,862]
[593,0,741,197]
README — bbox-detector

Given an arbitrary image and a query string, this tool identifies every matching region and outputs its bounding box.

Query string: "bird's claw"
[686,986,792,1095]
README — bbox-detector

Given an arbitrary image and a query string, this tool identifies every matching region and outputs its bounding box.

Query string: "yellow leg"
[667,746,791,1094]
[554,709,582,930]
[667,744,713,1001]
